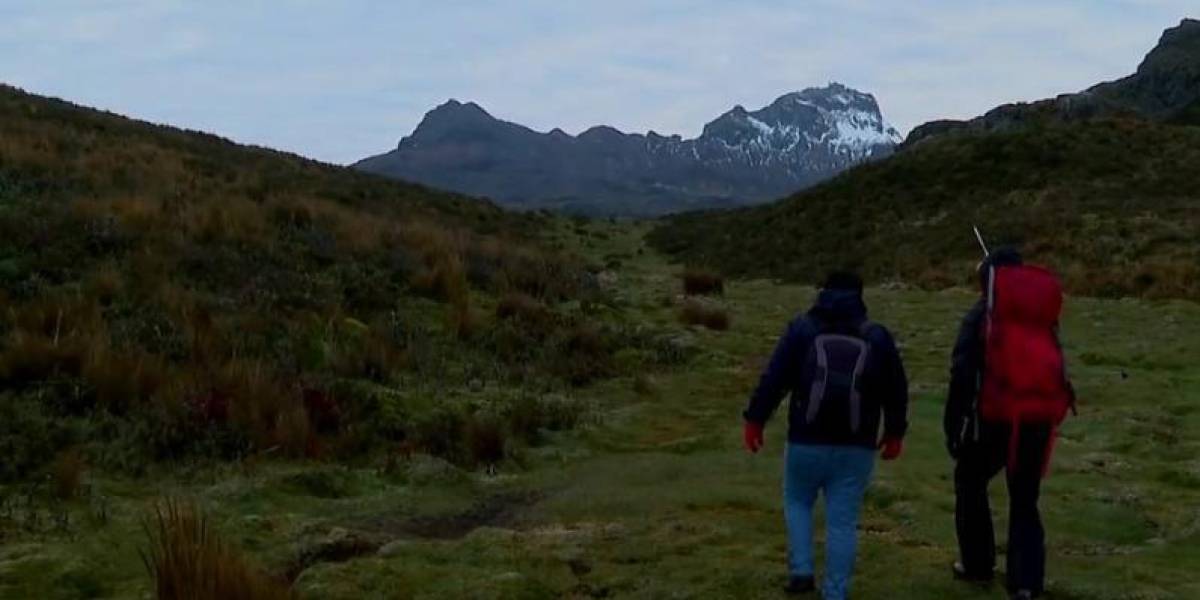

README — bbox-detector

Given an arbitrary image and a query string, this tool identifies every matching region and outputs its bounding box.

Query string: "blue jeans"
[784,443,876,600]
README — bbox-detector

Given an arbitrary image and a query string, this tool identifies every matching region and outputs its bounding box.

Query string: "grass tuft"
[681,268,724,296]
[141,500,293,600]
[679,300,731,331]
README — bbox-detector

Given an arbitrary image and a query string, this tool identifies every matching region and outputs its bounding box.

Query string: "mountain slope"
[650,20,1200,300]
[0,84,671,480]
[355,83,900,216]
[907,18,1200,145]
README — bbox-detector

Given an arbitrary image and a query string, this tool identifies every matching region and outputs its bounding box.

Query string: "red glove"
[743,421,764,453]
[879,437,903,461]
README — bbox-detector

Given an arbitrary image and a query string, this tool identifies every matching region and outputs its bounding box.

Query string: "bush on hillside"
[679,300,731,331]
[681,268,724,296]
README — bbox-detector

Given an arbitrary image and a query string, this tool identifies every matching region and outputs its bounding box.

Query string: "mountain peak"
[1087,16,1200,118]
[402,99,501,147]
[702,83,899,153]
[578,125,626,141]
[426,99,492,121]
[1137,17,1200,74]
[789,83,879,110]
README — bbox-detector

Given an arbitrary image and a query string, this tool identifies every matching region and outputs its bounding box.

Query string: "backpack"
[978,264,1073,426]
[799,320,876,434]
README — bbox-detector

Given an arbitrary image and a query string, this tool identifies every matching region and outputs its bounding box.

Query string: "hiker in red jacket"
[944,248,1075,600]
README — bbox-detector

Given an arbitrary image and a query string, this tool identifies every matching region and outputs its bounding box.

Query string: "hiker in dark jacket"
[945,248,1074,600]
[743,272,908,600]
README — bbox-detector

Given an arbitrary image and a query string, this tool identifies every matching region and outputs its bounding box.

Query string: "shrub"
[50,448,85,500]
[141,500,294,600]
[0,330,87,387]
[506,394,544,444]
[301,388,340,434]
[538,394,588,431]
[412,406,467,462]
[553,324,614,386]
[82,347,169,414]
[496,292,548,324]
[465,412,507,468]
[679,300,730,331]
[0,393,77,482]
[274,406,314,459]
[633,374,656,397]
[448,301,480,340]
[681,268,724,296]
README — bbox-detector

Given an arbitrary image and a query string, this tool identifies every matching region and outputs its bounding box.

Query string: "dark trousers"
[954,421,1052,594]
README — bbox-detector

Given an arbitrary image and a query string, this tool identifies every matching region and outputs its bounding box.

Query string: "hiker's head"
[977,247,1023,291]
[811,270,867,321]
[822,271,864,294]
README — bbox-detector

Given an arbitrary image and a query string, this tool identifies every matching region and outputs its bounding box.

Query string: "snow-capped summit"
[702,83,901,163]
[356,83,901,216]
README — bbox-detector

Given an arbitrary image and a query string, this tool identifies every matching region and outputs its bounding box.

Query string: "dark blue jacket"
[743,288,909,448]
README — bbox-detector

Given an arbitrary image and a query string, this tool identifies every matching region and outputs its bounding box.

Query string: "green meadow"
[3,220,1197,599]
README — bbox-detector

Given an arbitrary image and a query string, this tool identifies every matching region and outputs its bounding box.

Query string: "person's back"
[944,249,1075,600]
[743,271,908,599]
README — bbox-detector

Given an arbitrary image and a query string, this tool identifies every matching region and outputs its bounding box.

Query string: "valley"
[2,220,1198,599]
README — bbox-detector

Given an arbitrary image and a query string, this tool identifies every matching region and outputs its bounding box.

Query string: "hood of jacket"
[808,288,867,324]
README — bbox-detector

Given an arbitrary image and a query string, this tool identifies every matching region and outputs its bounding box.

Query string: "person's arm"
[743,318,807,425]
[945,302,985,457]
[874,326,909,443]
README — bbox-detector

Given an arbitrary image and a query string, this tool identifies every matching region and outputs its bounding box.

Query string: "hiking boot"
[783,575,816,594]
[952,561,994,583]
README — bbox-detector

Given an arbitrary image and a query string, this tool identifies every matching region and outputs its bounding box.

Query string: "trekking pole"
[972,224,992,445]
[973,225,990,257]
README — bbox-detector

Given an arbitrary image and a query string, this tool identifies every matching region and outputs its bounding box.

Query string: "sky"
[1,1,1194,164]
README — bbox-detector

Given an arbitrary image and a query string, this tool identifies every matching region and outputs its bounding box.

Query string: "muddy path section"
[285,491,544,581]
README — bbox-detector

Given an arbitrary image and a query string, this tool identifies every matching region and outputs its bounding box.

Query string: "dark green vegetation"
[650,118,1200,299]
[0,84,686,489]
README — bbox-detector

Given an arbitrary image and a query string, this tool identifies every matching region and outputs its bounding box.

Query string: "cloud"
[1,1,1194,163]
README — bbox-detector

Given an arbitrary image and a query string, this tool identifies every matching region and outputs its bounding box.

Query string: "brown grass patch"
[496,292,548,323]
[50,449,85,500]
[465,413,507,468]
[681,268,724,296]
[679,300,730,331]
[141,500,294,600]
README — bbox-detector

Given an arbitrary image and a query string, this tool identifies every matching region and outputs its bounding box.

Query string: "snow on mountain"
[355,82,900,216]
[694,83,900,171]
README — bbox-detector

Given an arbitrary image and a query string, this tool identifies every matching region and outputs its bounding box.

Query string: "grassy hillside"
[3,221,1198,599]
[0,85,687,484]
[649,118,1200,299]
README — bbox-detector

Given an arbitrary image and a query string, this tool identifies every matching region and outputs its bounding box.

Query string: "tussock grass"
[49,448,85,500]
[141,500,293,600]
[679,300,731,331]
[681,268,724,296]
